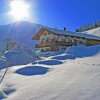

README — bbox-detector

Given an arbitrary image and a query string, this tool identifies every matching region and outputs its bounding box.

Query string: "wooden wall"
[86,39,100,46]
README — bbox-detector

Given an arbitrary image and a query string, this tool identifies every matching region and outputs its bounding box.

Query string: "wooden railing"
[35,41,78,48]
[57,41,78,46]
[35,43,50,48]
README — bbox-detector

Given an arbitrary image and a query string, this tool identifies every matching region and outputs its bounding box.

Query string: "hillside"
[0,21,42,49]
[0,45,100,100]
[83,27,100,37]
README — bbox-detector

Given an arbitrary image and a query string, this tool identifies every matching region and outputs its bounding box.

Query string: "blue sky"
[0,0,100,31]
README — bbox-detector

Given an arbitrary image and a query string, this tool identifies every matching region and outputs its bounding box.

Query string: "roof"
[46,27,100,40]
[33,27,100,40]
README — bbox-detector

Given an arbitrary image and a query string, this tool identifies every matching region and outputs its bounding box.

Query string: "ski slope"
[0,45,100,100]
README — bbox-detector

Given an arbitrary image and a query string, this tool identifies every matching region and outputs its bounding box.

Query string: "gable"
[32,28,56,40]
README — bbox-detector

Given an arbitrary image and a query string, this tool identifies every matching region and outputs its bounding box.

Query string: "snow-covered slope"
[0,44,40,70]
[0,21,42,49]
[83,27,100,37]
[0,45,100,100]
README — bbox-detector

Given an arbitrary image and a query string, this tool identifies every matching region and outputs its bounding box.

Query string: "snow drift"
[0,45,100,100]
[53,45,100,61]
[1,45,100,100]
[4,46,40,67]
[66,45,100,57]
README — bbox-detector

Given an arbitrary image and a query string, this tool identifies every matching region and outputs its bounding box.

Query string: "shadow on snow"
[38,60,63,65]
[52,55,75,60]
[15,66,49,76]
[0,84,16,100]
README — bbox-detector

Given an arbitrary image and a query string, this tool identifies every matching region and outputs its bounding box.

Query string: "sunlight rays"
[9,0,30,21]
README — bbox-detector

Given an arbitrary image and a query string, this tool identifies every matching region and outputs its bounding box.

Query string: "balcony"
[35,43,50,48]
[57,41,77,46]
[35,40,58,48]
[35,41,77,48]
[58,42,75,46]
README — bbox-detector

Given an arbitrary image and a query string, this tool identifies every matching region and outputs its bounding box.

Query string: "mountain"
[0,21,42,49]
[83,27,100,37]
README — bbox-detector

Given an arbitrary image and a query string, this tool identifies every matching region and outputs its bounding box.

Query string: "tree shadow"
[0,84,16,100]
[0,91,5,100]
[15,66,49,76]
[3,88,16,95]
[0,60,6,70]
[52,55,76,60]
[38,60,63,65]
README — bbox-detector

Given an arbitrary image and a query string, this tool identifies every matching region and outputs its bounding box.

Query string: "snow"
[0,45,100,100]
[83,27,100,37]
[0,21,42,49]
[4,45,40,67]
[5,49,32,67]
[37,50,65,57]
[0,59,6,70]
[66,45,100,57]
[47,27,100,40]
[0,44,40,71]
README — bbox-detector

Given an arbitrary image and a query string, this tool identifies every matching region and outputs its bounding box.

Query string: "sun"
[9,0,30,21]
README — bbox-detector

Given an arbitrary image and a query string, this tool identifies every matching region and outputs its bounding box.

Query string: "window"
[62,39,66,42]
[41,49,45,52]
[41,39,45,43]
[62,47,66,50]
[46,48,50,51]
[68,39,72,43]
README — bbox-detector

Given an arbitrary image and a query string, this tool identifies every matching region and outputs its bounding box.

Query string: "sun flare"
[9,0,30,21]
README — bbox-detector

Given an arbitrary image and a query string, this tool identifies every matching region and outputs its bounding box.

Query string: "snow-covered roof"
[46,27,100,40]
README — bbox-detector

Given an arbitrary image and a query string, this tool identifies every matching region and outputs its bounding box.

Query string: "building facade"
[33,27,100,52]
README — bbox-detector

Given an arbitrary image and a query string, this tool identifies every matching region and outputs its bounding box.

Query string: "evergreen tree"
[76,21,100,32]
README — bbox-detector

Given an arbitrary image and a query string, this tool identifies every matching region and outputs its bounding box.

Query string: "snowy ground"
[83,27,100,37]
[0,45,100,100]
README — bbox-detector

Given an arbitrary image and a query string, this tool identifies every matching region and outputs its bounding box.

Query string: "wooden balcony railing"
[35,41,78,48]
[35,43,50,48]
[57,41,78,46]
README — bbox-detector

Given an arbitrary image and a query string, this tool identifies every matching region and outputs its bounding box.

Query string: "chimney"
[64,27,66,31]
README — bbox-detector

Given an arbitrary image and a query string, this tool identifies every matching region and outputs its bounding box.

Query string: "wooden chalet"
[32,27,100,52]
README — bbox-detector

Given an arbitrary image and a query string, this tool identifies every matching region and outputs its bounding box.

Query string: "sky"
[0,0,100,31]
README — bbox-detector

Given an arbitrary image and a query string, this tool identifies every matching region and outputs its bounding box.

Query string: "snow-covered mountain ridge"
[0,21,42,49]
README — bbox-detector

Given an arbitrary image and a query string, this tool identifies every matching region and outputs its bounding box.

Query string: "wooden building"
[32,27,100,52]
